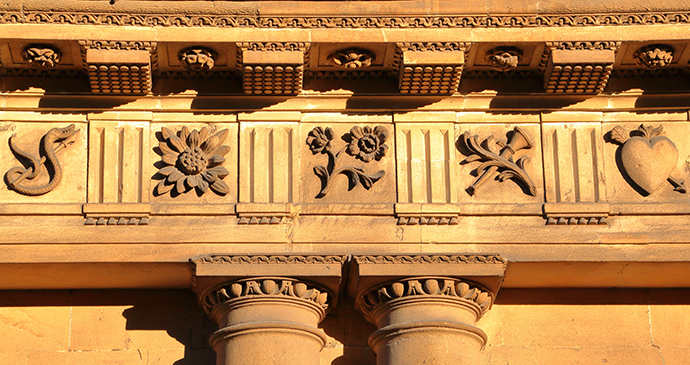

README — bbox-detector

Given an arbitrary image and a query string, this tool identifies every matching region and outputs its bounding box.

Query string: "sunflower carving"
[155,126,231,197]
[306,125,387,198]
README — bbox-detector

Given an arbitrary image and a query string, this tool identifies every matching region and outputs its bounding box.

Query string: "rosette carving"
[23,46,61,69]
[155,126,231,196]
[634,44,674,70]
[306,126,388,198]
[359,277,494,319]
[201,277,330,315]
[179,47,216,72]
[326,48,374,69]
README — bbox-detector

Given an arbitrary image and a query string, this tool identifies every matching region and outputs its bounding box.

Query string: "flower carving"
[306,126,334,154]
[155,126,230,196]
[23,47,61,69]
[346,126,388,162]
[307,125,387,198]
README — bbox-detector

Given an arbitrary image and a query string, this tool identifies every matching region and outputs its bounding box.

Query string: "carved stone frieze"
[6,11,690,29]
[461,127,537,196]
[306,126,388,198]
[84,217,150,226]
[546,216,607,225]
[325,48,374,69]
[22,46,61,69]
[5,124,79,196]
[154,126,231,197]
[237,216,284,225]
[200,277,330,315]
[359,277,494,319]
[607,124,686,195]
[486,46,523,72]
[397,215,459,225]
[192,254,348,265]
[178,47,216,72]
[353,254,507,265]
[634,44,674,70]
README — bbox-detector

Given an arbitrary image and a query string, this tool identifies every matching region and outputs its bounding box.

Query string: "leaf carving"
[610,126,629,144]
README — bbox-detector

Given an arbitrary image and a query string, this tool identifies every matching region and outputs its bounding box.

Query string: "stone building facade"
[0,0,689,364]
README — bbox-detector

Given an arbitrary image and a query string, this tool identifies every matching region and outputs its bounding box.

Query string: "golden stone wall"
[0,289,688,365]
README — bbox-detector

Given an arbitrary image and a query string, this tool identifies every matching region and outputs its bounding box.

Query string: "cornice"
[3,11,690,29]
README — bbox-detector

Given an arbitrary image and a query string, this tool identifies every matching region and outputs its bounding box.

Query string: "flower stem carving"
[155,126,231,197]
[461,126,536,196]
[306,126,387,198]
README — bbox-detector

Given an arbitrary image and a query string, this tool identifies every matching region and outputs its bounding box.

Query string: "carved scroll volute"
[607,124,686,195]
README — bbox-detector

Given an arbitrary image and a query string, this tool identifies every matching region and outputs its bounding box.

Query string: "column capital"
[190,253,347,312]
[348,254,507,312]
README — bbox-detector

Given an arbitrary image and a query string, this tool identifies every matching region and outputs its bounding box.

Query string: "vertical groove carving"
[424,130,432,203]
[268,129,274,203]
[552,130,561,203]
[118,128,125,203]
[591,128,600,202]
[241,124,295,204]
[571,130,580,202]
[405,130,413,203]
[249,128,256,203]
[444,130,451,203]
[98,127,105,203]
[287,128,293,203]
[137,127,144,203]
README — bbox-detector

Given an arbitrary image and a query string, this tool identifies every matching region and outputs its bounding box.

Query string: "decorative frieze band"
[353,254,507,265]
[6,11,690,29]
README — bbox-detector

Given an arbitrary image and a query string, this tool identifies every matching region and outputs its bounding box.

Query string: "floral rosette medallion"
[306,125,387,198]
[155,126,231,196]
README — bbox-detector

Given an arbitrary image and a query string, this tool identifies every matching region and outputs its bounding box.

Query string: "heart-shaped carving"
[620,136,678,194]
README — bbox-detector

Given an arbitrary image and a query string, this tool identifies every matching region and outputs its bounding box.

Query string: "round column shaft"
[359,277,495,365]
[201,277,331,365]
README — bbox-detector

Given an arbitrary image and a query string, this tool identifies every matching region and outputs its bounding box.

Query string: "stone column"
[359,277,493,365]
[191,254,346,365]
[349,254,507,365]
[201,277,330,365]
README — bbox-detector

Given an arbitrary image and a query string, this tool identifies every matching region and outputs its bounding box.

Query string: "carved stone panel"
[300,114,395,205]
[603,121,690,202]
[395,121,458,204]
[456,123,543,203]
[0,120,87,203]
[542,123,606,204]
[150,121,237,205]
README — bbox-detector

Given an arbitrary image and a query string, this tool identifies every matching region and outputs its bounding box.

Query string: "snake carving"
[5,124,79,196]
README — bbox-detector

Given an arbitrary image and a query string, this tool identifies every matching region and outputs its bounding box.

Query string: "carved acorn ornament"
[359,277,494,319]
[155,126,231,197]
[202,277,331,315]
[608,124,686,195]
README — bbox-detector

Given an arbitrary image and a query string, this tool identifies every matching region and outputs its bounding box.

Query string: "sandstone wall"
[0,289,687,365]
